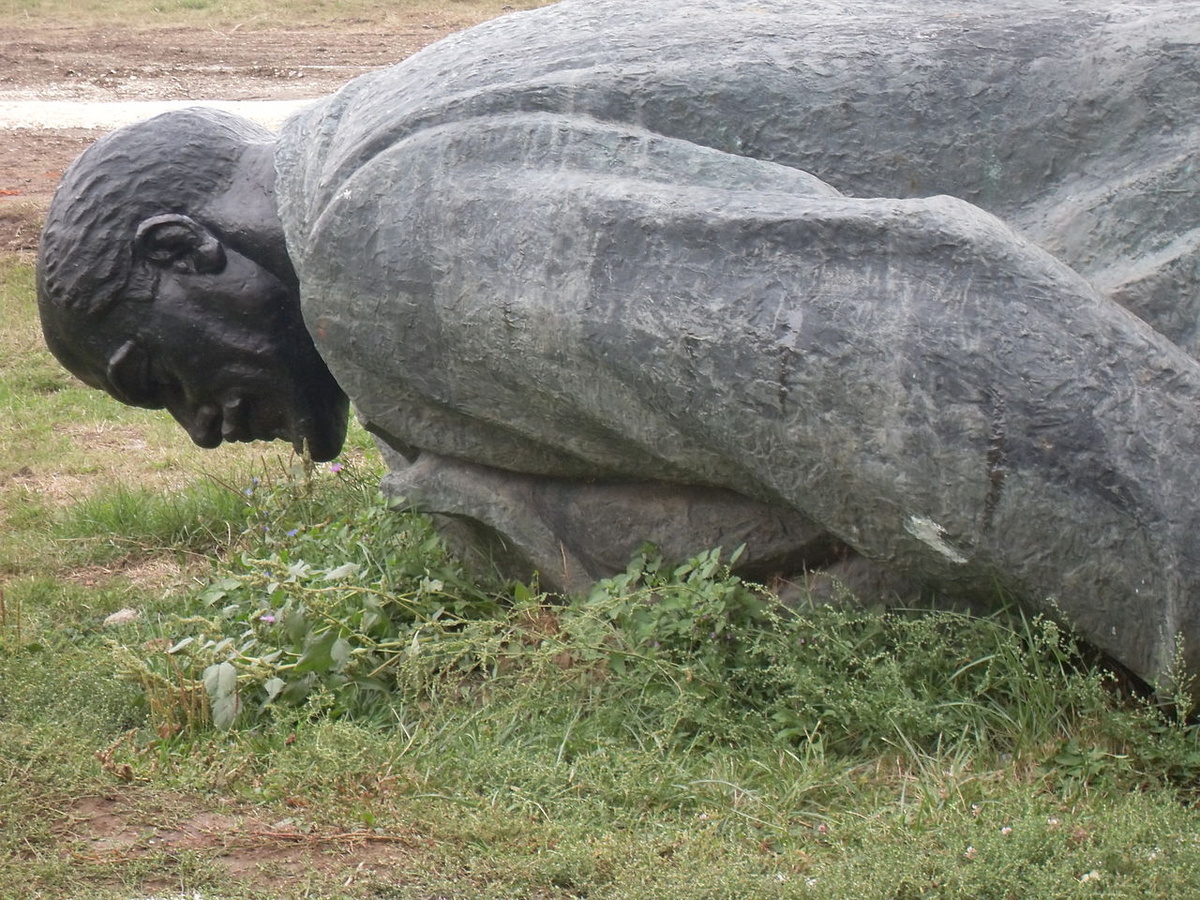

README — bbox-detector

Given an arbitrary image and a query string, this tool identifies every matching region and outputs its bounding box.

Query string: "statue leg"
[375,442,917,599]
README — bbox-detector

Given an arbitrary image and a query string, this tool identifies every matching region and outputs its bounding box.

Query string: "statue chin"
[293,393,350,463]
[298,427,346,463]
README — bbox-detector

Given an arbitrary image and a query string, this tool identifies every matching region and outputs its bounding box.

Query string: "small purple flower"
[286,528,299,537]
[328,462,344,474]
[260,614,277,624]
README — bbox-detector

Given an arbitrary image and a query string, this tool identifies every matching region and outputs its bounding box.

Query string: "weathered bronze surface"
[38,0,1200,690]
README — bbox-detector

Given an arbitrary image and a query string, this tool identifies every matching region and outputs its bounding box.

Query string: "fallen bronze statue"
[36,0,1200,693]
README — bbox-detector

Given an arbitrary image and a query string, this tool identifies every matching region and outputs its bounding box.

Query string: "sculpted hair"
[37,107,275,321]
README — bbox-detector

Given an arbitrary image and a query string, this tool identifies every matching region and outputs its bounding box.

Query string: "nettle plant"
[121,454,1198,778]
[135,474,1128,770]
[565,550,1111,755]
[190,500,503,727]
[116,458,494,729]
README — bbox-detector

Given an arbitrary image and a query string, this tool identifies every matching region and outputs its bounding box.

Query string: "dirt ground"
[0,14,493,252]
[61,789,428,896]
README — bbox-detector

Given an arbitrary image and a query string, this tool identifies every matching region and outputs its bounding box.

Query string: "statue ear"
[134,214,226,275]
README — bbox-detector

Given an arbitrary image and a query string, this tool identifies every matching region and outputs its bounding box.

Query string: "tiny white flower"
[1079,870,1101,883]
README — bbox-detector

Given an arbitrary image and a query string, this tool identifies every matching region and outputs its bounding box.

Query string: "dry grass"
[0,198,48,254]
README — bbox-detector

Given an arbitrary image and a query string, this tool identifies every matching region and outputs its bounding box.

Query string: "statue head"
[37,108,349,462]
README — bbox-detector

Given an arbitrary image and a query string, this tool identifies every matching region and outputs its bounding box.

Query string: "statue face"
[89,216,350,462]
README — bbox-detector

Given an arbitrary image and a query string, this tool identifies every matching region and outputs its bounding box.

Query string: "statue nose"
[175,401,224,449]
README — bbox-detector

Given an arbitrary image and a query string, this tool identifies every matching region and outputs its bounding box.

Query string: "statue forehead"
[39,108,274,338]
[42,107,270,258]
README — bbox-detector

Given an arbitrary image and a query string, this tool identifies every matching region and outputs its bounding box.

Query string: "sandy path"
[0,98,313,130]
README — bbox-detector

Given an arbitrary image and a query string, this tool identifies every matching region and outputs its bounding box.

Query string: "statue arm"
[294,109,1142,501]
[287,110,1200,690]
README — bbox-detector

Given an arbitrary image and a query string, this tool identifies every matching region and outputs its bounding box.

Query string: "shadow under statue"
[36,0,1200,694]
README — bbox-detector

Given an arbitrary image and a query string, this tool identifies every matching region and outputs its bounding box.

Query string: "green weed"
[101,481,1200,813]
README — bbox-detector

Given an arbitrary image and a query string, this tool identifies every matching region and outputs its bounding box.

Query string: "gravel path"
[0,98,313,130]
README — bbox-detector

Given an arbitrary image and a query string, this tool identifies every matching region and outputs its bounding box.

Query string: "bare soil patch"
[63,791,425,895]
[0,13,495,250]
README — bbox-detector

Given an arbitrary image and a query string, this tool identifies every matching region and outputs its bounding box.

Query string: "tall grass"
[52,479,250,563]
